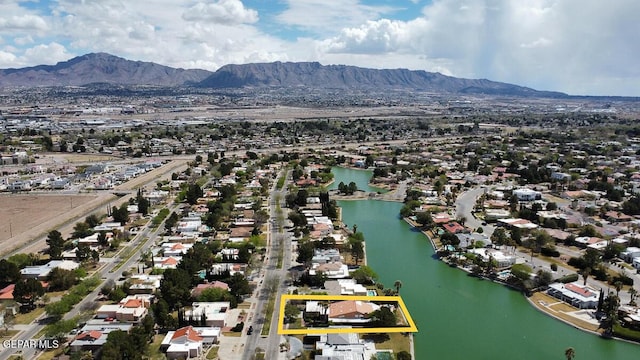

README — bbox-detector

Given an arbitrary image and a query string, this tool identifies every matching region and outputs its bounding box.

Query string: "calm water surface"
[332,167,638,360]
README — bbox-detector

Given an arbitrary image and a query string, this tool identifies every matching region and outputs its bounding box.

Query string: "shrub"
[556,273,579,283]
[611,275,634,286]
[541,247,560,257]
[231,321,244,332]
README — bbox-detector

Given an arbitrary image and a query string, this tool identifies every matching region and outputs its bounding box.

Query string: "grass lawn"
[146,334,167,360]
[0,330,19,341]
[261,294,276,336]
[362,333,411,354]
[15,307,45,324]
[237,302,252,310]
[35,347,66,360]
[206,346,219,359]
[222,331,242,337]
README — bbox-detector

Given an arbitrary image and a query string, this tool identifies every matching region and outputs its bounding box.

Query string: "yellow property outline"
[277,294,418,335]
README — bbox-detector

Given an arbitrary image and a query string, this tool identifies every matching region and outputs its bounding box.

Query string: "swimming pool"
[367,290,377,296]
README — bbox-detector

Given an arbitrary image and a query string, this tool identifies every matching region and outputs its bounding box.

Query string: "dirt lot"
[0,159,188,257]
[0,193,101,253]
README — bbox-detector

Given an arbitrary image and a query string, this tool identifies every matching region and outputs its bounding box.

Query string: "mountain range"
[0,53,565,97]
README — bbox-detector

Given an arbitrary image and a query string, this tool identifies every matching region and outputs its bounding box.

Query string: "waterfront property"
[547,282,599,309]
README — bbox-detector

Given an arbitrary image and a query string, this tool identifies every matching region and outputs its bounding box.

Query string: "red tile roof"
[0,284,15,300]
[172,326,203,342]
[565,283,595,298]
[76,330,102,341]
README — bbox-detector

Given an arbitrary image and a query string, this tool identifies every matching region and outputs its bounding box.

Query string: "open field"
[0,159,188,257]
[0,193,99,246]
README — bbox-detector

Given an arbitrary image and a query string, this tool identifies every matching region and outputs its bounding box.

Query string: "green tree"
[72,221,93,239]
[112,203,130,225]
[137,189,150,215]
[198,287,235,304]
[101,330,142,360]
[564,347,575,360]
[13,278,45,310]
[159,268,194,310]
[394,280,403,294]
[75,243,92,263]
[85,214,101,228]
[46,230,65,260]
[0,259,21,287]
[348,236,364,265]
[48,267,78,291]
[352,265,378,285]
[368,306,396,327]
[415,211,435,229]
[297,240,315,267]
[601,293,620,336]
[284,303,300,323]
[7,253,37,269]
[185,183,203,205]
[490,228,508,246]
[227,273,252,301]
[397,351,412,360]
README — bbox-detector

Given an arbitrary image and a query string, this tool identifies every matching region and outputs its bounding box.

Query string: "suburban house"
[313,333,378,360]
[184,302,230,328]
[162,242,193,257]
[161,326,204,359]
[0,284,15,303]
[95,295,151,323]
[309,262,349,279]
[69,330,109,353]
[467,248,516,268]
[20,260,79,280]
[513,188,542,201]
[128,275,163,294]
[152,256,181,270]
[324,279,369,296]
[328,300,380,324]
[547,282,599,309]
[191,281,230,298]
[620,247,640,263]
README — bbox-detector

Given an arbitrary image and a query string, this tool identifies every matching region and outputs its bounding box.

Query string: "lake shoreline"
[400,215,640,347]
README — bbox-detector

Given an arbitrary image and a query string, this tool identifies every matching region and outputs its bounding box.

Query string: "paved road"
[454,187,639,305]
[0,169,184,360]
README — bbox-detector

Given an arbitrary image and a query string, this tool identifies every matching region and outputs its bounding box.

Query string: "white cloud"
[276,0,397,35]
[0,14,48,31]
[0,50,18,68]
[315,0,640,95]
[0,0,637,95]
[22,42,70,65]
[182,0,258,25]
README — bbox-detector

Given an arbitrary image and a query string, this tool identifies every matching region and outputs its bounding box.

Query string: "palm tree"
[394,280,403,294]
[564,347,575,360]
[614,281,623,297]
[581,267,591,286]
[628,287,638,306]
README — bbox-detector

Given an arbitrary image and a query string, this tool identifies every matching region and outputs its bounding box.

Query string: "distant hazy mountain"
[197,61,566,97]
[0,53,212,87]
[0,53,566,97]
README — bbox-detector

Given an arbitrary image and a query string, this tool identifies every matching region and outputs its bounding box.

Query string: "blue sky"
[0,0,638,96]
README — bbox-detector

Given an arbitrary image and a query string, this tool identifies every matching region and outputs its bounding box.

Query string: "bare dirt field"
[0,193,100,252]
[0,159,188,257]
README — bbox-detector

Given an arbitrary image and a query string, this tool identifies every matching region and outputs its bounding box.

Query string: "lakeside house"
[328,300,380,324]
[547,282,599,309]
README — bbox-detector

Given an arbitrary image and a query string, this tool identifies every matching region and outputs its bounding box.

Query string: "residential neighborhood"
[1,88,640,359]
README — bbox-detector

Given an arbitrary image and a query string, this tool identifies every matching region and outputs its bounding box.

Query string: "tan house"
[328,300,380,324]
